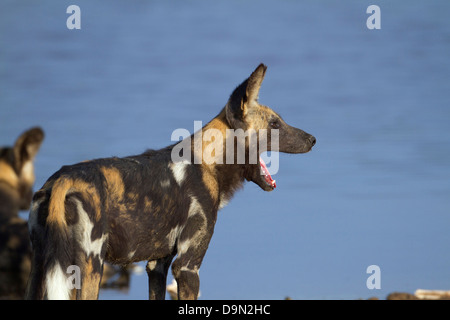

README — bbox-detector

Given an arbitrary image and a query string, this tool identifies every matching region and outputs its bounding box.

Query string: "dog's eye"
[270,120,280,129]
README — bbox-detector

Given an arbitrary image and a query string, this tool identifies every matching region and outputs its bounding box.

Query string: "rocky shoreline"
[368,290,450,300]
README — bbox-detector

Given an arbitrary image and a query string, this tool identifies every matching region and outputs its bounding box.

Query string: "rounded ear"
[225,64,267,129]
[13,127,44,172]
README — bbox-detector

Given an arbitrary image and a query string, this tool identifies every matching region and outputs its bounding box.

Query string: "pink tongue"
[259,157,276,188]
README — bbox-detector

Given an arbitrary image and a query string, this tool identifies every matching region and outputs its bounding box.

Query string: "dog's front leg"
[172,267,200,300]
[171,212,216,300]
[146,255,174,300]
[172,248,204,300]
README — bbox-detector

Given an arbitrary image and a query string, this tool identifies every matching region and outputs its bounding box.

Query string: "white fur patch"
[160,179,170,188]
[218,193,229,210]
[178,239,191,256]
[177,197,206,255]
[146,260,166,273]
[188,197,203,218]
[166,225,182,249]
[146,260,157,271]
[169,160,190,186]
[128,250,136,260]
[73,199,107,260]
[180,266,199,275]
[46,263,70,300]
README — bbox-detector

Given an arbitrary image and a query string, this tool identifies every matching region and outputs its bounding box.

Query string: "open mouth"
[259,156,276,189]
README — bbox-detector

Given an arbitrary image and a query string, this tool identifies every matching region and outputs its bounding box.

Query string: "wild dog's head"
[0,127,44,214]
[225,64,315,191]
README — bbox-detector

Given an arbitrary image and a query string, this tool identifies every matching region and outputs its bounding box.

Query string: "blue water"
[1,0,450,299]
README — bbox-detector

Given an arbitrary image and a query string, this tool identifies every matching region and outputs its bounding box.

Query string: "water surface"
[1,0,449,299]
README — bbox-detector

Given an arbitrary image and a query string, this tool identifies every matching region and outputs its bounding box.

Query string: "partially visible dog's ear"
[226,64,267,129]
[13,127,45,172]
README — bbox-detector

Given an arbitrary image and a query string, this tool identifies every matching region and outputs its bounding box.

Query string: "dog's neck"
[154,108,264,206]
[193,108,258,202]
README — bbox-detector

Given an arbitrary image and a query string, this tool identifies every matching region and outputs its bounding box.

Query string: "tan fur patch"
[245,104,277,130]
[100,167,125,200]
[70,288,77,300]
[202,111,229,136]
[47,178,73,227]
[75,180,102,222]
[100,166,128,215]
[126,192,138,211]
[81,256,101,300]
[47,177,102,227]
[0,160,19,189]
[144,196,153,210]
[20,160,35,186]
[195,111,230,203]
[202,170,219,202]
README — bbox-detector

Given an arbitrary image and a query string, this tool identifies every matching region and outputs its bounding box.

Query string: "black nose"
[308,135,316,147]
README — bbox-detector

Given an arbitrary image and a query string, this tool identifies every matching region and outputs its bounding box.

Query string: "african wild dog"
[26,64,316,300]
[0,127,44,299]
